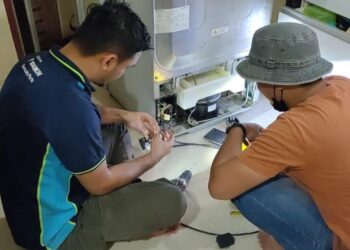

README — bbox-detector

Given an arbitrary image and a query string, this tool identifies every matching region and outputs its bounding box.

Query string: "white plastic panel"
[176,68,246,110]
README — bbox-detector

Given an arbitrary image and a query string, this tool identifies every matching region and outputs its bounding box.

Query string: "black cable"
[180,223,218,236]
[173,140,219,149]
[173,140,259,241]
[180,223,259,237]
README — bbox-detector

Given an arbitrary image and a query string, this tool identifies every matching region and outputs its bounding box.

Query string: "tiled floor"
[93,82,279,250]
[110,103,278,250]
[115,100,278,250]
[0,89,278,250]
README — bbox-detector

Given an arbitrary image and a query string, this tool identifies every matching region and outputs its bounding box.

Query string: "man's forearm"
[209,128,244,198]
[211,128,243,169]
[97,105,127,124]
[105,153,161,191]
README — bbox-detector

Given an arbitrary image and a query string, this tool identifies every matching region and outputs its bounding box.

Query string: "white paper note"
[155,6,190,34]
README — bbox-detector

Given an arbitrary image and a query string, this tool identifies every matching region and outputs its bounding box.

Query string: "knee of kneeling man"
[161,184,187,220]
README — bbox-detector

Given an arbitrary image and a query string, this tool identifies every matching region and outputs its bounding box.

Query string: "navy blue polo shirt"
[0,47,106,249]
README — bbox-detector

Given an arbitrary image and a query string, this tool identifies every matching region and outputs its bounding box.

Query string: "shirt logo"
[22,64,34,83]
[28,58,43,77]
[22,58,44,83]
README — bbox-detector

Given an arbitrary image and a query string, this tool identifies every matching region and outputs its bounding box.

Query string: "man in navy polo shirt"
[0,1,186,249]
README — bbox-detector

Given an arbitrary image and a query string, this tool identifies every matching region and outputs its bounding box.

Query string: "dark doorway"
[4,0,74,58]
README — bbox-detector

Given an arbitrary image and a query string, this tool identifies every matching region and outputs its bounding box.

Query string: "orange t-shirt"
[238,76,350,250]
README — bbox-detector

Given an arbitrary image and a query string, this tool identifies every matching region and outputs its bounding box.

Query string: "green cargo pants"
[59,124,187,250]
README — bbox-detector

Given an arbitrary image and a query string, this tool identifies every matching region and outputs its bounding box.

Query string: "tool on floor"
[230,210,242,216]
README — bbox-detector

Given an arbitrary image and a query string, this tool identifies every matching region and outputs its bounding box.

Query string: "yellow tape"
[230,210,241,216]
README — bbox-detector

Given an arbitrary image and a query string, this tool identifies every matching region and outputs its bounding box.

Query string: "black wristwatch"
[226,122,247,137]
[226,119,250,146]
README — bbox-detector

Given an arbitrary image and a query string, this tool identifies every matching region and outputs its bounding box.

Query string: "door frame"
[3,0,24,58]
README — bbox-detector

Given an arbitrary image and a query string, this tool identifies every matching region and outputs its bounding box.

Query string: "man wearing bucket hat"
[209,22,350,250]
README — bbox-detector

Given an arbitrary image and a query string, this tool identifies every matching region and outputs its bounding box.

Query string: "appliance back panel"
[154,0,274,80]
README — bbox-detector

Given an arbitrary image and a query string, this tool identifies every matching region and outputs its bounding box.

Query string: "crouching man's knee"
[151,180,187,226]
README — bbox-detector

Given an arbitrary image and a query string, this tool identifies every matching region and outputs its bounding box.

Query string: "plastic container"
[286,0,302,9]
[303,4,337,26]
[336,15,350,31]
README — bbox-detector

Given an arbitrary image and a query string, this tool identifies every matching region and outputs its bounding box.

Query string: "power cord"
[173,140,219,149]
[138,137,258,248]
[180,223,259,248]
[180,223,259,237]
[139,138,219,151]
[187,108,226,126]
[173,141,258,248]
[137,137,258,248]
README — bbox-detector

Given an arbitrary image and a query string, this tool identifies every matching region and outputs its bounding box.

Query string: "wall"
[0,1,18,88]
[57,0,77,38]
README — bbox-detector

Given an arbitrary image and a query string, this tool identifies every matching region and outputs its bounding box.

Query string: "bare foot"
[258,231,283,250]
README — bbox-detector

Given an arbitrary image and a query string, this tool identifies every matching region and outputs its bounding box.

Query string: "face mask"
[272,86,289,112]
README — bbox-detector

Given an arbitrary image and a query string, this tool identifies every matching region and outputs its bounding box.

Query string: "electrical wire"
[180,223,259,237]
[187,89,251,127]
[173,140,219,149]
[173,140,258,239]
[187,106,224,126]
[220,85,250,108]
[240,82,251,107]
[190,73,198,86]
[187,108,198,126]
[187,108,226,126]
[160,103,172,115]
[230,56,248,75]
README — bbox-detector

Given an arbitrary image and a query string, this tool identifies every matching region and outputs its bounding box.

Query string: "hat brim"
[236,58,333,85]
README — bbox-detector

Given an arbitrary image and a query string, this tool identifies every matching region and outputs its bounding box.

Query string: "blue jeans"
[232,176,333,250]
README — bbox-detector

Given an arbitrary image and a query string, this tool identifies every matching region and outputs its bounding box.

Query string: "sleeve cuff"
[74,155,106,175]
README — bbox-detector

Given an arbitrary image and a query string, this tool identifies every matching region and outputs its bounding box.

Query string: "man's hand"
[76,130,173,196]
[143,223,181,239]
[123,111,160,138]
[150,130,174,161]
[96,106,159,137]
[242,123,264,142]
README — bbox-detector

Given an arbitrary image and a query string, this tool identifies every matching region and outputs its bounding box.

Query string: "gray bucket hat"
[236,22,333,85]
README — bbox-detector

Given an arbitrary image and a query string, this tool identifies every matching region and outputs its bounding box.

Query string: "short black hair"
[72,0,151,59]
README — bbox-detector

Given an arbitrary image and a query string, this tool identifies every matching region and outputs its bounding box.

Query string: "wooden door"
[3,0,24,58]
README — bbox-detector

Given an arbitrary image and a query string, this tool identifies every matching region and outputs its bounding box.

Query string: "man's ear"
[101,53,119,71]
